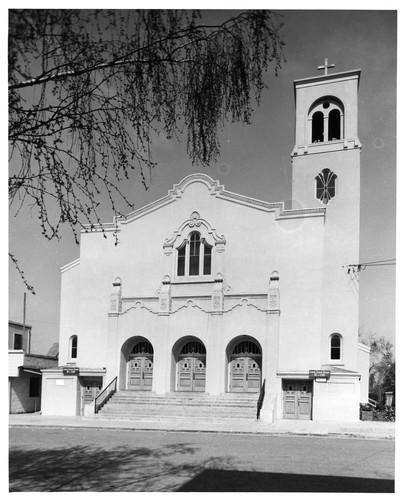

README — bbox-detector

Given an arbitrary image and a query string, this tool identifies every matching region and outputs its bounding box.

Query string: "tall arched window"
[176,231,213,278]
[330,333,342,361]
[69,335,78,359]
[189,232,201,275]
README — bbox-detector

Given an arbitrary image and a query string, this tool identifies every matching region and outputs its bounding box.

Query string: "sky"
[7,7,397,354]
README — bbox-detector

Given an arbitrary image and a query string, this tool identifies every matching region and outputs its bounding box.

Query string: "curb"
[8,422,395,441]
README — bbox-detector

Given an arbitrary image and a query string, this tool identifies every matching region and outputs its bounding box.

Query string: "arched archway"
[226,336,262,393]
[172,336,206,392]
[121,336,154,391]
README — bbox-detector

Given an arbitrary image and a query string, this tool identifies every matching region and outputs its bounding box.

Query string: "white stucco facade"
[42,67,369,422]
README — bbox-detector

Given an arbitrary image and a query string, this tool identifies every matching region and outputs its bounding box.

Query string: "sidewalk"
[9,413,395,440]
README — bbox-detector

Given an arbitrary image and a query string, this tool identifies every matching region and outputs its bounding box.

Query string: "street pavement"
[9,426,395,492]
[9,411,395,440]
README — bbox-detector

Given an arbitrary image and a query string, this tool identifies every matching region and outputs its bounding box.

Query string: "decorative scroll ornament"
[189,211,202,227]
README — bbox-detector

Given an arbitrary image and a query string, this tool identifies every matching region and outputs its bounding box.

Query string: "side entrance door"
[128,355,153,391]
[229,356,261,393]
[177,356,206,392]
[283,380,312,419]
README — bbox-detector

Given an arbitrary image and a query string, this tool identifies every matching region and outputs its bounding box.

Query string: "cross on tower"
[317,58,335,75]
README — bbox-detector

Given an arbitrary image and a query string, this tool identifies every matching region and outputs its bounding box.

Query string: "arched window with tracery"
[176,231,213,278]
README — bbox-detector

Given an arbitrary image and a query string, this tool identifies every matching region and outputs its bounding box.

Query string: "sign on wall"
[63,367,79,375]
[309,370,330,379]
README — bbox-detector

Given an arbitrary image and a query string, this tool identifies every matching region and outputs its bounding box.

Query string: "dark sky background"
[8,9,397,354]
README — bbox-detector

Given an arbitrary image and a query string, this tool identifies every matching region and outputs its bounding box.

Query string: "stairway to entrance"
[95,391,259,422]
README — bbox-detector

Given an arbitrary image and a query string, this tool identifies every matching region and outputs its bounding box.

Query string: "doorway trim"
[226,335,262,393]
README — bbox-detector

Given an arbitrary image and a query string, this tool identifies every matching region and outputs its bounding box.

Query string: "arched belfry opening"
[226,336,262,393]
[328,109,341,140]
[312,111,324,142]
[309,97,344,143]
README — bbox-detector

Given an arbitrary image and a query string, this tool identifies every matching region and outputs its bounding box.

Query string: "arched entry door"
[229,339,262,393]
[177,340,206,392]
[127,340,153,391]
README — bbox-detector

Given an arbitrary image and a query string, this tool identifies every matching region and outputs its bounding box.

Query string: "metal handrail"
[257,378,266,419]
[94,376,117,414]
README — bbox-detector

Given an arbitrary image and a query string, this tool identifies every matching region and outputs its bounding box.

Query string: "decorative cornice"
[217,189,282,212]
[171,299,210,315]
[60,258,80,274]
[122,301,159,316]
[276,207,326,220]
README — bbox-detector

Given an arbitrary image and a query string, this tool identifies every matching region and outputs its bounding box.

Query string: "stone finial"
[212,273,224,313]
[110,277,122,314]
[268,271,280,311]
[159,275,172,314]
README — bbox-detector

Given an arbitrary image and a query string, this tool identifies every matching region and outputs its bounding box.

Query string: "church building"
[41,64,370,422]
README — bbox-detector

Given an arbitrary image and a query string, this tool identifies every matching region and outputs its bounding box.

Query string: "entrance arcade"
[127,341,153,391]
[228,339,262,393]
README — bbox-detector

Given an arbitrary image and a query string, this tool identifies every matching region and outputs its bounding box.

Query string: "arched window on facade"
[189,232,201,275]
[309,98,344,143]
[69,335,78,359]
[330,333,342,361]
[176,231,213,278]
[315,168,337,205]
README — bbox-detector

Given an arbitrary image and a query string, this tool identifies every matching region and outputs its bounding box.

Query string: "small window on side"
[14,333,23,350]
[70,335,78,359]
[330,334,342,361]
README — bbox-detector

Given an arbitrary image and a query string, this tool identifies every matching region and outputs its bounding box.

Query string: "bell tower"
[291,61,362,369]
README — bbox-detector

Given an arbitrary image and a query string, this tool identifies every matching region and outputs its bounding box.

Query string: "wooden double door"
[128,355,153,391]
[177,355,206,392]
[283,380,313,419]
[229,356,261,393]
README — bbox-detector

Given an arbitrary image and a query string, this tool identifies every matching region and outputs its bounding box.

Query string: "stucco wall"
[9,375,41,414]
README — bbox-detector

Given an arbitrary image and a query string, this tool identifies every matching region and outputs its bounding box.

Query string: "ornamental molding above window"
[163,211,226,250]
[164,211,226,280]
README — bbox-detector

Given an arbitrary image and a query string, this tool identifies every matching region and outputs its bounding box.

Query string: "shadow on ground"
[9,443,394,493]
[9,443,231,492]
[177,469,394,493]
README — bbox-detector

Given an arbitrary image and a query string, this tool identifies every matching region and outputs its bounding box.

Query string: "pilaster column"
[261,271,281,423]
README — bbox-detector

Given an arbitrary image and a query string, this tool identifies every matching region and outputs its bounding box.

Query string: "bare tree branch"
[9,9,285,292]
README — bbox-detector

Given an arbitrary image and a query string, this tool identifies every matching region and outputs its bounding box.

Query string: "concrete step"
[97,390,260,422]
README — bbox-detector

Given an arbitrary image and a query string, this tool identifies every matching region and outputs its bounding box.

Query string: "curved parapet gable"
[81,172,327,232]
[168,173,224,198]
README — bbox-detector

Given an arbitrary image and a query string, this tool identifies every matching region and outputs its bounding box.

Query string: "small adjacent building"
[8,321,58,413]
[41,64,370,422]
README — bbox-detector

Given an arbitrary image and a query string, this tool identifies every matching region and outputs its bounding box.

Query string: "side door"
[283,380,312,419]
